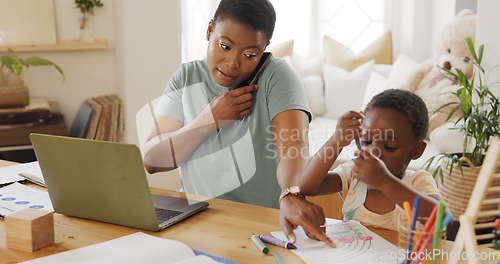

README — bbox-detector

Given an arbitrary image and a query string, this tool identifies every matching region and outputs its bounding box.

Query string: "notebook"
[29,133,208,231]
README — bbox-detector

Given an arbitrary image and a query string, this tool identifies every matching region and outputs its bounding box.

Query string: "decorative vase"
[0,68,29,108]
[79,12,94,43]
[438,156,500,223]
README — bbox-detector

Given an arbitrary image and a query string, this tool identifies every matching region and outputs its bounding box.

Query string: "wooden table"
[0,160,398,264]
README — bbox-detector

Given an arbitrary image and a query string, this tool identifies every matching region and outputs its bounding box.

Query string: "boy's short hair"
[213,0,276,45]
[364,89,429,141]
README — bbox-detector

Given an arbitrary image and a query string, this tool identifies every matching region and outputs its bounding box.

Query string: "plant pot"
[0,86,29,108]
[438,156,500,222]
[79,13,94,43]
[0,69,29,108]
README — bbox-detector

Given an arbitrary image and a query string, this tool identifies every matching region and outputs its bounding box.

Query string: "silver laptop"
[30,133,208,231]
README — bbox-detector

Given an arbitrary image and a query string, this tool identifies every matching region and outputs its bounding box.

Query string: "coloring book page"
[271,219,399,264]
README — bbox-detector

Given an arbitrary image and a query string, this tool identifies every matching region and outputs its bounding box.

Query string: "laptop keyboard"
[155,208,183,222]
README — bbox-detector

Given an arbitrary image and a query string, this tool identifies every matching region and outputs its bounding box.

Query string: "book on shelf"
[83,97,102,140]
[109,94,125,142]
[68,102,93,138]
[105,95,119,142]
[82,95,124,142]
[94,96,109,141]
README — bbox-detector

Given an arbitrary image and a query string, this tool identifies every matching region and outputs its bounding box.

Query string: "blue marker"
[440,213,453,229]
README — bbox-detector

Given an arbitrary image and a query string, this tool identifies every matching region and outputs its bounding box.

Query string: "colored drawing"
[328,221,373,243]
[271,219,398,264]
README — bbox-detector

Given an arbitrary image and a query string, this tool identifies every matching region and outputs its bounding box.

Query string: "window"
[180,0,389,62]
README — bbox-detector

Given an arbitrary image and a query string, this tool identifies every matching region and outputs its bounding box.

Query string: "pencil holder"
[398,219,447,264]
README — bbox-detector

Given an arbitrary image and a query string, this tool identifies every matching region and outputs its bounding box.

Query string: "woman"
[143,0,333,247]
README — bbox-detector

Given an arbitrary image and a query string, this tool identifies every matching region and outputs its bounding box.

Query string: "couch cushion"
[324,31,392,71]
[323,60,374,118]
[388,53,420,87]
[303,75,327,117]
[288,53,324,78]
[361,71,392,110]
[266,39,294,58]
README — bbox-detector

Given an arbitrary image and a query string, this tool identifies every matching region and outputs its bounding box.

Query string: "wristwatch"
[278,186,304,204]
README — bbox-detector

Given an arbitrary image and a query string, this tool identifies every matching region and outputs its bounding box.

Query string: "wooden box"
[5,208,54,251]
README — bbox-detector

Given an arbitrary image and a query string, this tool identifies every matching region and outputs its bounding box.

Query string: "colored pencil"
[412,213,452,264]
[406,196,420,263]
[403,201,412,225]
[411,222,435,264]
[274,253,283,264]
[413,204,438,253]
[431,201,444,264]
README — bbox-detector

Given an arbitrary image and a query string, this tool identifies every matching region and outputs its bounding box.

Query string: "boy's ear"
[411,141,427,160]
[206,19,215,41]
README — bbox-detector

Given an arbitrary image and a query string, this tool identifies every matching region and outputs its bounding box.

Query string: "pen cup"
[398,218,447,264]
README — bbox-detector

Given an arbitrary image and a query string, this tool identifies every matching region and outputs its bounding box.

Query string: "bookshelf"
[0,39,108,53]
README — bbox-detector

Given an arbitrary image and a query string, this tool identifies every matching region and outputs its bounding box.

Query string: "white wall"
[112,0,180,145]
[391,0,456,62]
[22,0,115,134]
[476,0,500,96]
[16,0,181,146]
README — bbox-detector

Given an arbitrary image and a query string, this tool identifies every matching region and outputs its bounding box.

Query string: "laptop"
[30,133,208,231]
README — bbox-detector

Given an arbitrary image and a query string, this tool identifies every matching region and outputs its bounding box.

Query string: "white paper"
[0,182,53,217]
[271,219,399,264]
[0,161,44,185]
[21,232,219,264]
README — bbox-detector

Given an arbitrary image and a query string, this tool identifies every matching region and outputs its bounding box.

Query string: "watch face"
[290,186,300,194]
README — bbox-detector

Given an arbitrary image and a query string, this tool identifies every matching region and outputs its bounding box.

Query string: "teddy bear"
[398,9,477,138]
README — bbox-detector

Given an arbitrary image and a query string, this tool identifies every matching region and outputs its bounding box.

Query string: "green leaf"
[0,55,65,81]
[23,56,65,80]
[446,105,462,121]
[466,38,478,63]
[0,54,25,75]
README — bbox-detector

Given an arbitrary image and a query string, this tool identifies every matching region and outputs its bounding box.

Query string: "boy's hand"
[205,85,258,129]
[352,150,396,190]
[332,111,363,148]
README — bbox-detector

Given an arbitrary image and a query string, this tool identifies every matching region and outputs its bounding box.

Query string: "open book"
[21,232,221,264]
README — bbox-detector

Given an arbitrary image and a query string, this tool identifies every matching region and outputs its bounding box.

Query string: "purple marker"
[355,138,363,158]
[259,234,297,250]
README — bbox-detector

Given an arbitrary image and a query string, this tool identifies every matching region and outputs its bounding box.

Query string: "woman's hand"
[279,195,336,248]
[204,85,258,129]
[332,111,363,148]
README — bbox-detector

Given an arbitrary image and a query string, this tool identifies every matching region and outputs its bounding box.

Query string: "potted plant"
[0,54,65,108]
[424,38,500,223]
[75,0,104,43]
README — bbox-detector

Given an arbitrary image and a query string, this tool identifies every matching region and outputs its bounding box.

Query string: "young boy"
[298,89,446,232]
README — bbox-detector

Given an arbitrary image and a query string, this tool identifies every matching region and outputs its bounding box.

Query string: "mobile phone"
[238,52,272,87]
